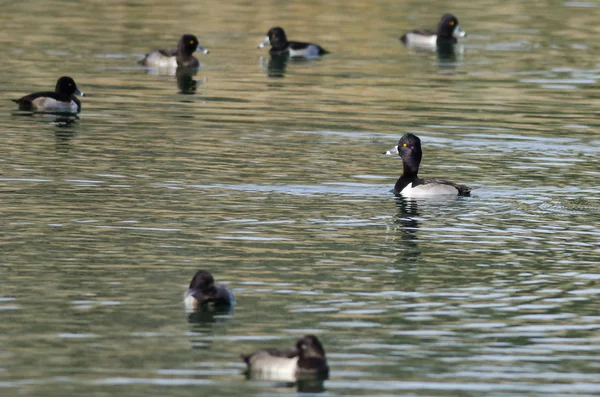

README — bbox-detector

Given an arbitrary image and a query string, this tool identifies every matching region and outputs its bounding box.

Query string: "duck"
[139,34,209,69]
[384,133,471,197]
[257,27,329,57]
[183,270,234,311]
[400,13,466,48]
[241,335,329,382]
[12,76,84,113]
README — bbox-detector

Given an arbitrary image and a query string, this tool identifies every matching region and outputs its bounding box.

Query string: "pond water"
[2,0,600,396]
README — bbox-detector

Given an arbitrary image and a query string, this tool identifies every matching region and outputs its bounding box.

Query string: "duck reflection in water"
[53,119,79,154]
[260,54,329,78]
[401,43,463,69]
[436,42,462,63]
[259,54,288,78]
[187,304,233,325]
[391,197,421,263]
[12,112,79,153]
[12,110,79,123]
[176,66,200,94]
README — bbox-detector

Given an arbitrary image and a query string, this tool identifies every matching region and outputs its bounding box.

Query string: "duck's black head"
[266,27,288,50]
[189,270,215,291]
[55,76,83,97]
[400,133,422,173]
[386,133,422,175]
[296,335,326,359]
[178,34,209,56]
[437,14,466,41]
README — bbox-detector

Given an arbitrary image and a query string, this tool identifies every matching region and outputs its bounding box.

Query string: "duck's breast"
[183,290,198,312]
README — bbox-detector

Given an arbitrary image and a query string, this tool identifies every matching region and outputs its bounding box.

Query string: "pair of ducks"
[138,27,328,72]
[11,35,205,114]
[184,270,328,381]
[12,86,471,198]
[257,14,467,56]
[140,27,330,69]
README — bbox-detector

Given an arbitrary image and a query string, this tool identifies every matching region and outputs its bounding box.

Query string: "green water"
[2,0,600,396]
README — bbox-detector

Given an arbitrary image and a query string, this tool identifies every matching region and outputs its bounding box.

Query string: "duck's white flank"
[247,352,299,382]
[31,97,78,113]
[400,182,459,197]
[403,33,438,48]
[289,44,321,58]
[143,52,178,69]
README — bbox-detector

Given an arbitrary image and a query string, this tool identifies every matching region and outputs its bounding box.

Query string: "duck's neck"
[297,356,329,372]
[271,39,289,52]
[437,35,457,44]
[436,27,457,43]
[403,161,419,178]
[395,166,419,193]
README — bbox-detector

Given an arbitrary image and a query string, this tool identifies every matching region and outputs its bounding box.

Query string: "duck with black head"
[384,133,471,197]
[183,270,234,311]
[400,13,466,48]
[139,34,209,70]
[241,335,329,382]
[257,27,329,58]
[12,76,84,114]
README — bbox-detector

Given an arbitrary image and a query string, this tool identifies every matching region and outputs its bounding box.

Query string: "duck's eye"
[189,40,194,44]
[402,143,407,147]
[449,20,455,26]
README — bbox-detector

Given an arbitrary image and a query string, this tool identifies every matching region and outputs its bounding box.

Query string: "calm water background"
[2,0,600,396]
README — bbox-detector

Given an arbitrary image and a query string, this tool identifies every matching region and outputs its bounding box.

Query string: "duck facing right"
[400,13,466,48]
[139,34,209,70]
[12,76,84,114]
[384,133,471,197]
[241,334,329,382]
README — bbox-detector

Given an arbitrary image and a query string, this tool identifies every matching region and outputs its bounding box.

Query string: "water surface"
[2,0,600,396]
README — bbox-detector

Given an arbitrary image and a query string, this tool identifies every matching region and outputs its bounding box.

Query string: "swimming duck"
[400,14,466,48]
[12,76,84,113]
[241,335,329,382]
[257,27,328,57]
[139,34,209,69]
[384,133,471,197]
[183,270,234,311]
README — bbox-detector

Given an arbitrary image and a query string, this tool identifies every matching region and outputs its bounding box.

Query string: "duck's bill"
[384,145,399,155]
[197,45,209,54]
[74,89,84,97]
[453,25,466,38]
[257,36,270,49]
